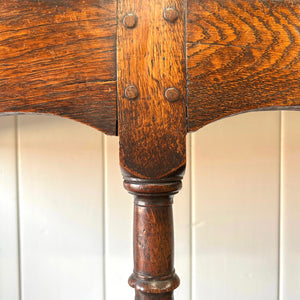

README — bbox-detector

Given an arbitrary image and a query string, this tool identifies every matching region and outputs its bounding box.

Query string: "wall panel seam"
[278,111,284,300]
[188,134,192,300]
[102,134,107,300]
[15,116,22,300]
[190,133,195,300]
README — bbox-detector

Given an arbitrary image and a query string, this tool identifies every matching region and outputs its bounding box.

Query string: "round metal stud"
[163,8,179,23]
[123,13,138,29]
[165,87,180,102]
[125,85,139,100]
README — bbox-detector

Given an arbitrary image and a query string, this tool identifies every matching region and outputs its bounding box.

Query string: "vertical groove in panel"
[15,116,22,300]
[280,111,300,300]
[278,112,283,300]
[191,132,197,300]
[188,133,193,300]
[0,116,19,300]
[191,131,196,300]
[191,132,194,300]
[280,111,286,300]
[102,134,106,300]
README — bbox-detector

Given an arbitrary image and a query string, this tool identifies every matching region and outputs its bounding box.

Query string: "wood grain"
[187,0,300,132]
[117,0,187,179]
[125,178,182,299]
[0,0,117,135]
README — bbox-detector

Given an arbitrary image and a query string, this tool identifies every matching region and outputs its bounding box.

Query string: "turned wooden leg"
[123,171,183,300]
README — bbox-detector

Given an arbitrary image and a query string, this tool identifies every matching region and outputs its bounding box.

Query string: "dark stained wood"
[124,168,184,300]
[117,0,187,297]
[0,0,117,135]
[117,0,187,179]
[134,291,174,300]
[187,0,300,132]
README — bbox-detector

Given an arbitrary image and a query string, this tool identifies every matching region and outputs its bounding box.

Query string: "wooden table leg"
[123,169,184,299]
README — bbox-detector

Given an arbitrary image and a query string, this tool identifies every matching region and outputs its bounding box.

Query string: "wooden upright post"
[117,0,187,298]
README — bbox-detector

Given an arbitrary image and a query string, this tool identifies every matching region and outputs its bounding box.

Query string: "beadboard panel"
[17,115,105,300]
[280,112,300,300]
[1,111,300,300]
[191,112,281,300]
[0,116,20,300]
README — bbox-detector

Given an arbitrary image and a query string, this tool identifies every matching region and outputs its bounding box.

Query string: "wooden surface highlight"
[0,0,117,135]
[187,0,300,132]
[117,0,187,179]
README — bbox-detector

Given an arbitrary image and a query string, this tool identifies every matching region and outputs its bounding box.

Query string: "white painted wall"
[0,111,299,300]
